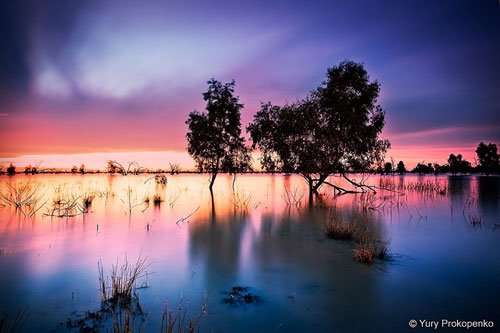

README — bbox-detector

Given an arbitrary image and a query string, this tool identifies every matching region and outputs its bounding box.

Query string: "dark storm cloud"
[0,0,94,105]
[0,1,32,103]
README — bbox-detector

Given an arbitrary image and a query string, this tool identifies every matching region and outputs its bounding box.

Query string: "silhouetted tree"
[396,161,407,174]
[106,160,125,174]
[6,163,16,175]
[384,162,393,175]
[475,142,499,175]
[248,61,389,195]
[79,164,86,174]
[186,79,251,191]
[433,163,448,174]
[169,163,181,174]
[447,154,471,174]
[412,162,433,175]
[71,165,78,173]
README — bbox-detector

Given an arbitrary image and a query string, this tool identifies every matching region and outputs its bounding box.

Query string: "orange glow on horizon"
[0,144,480,171]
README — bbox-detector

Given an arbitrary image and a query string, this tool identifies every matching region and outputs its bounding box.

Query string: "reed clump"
[155,174,168,185]
[45,194,86,218]
[98,256,150,304]
[67,257,150,332]
[353,239,391,264]
[161,295,207,333]
[379,179,448,195]
[324,212,392,264]
[325,215,358,241]
[152,193,164,206]
[0,182,45,217]
[82,192,95,209]
[353,241,374,264]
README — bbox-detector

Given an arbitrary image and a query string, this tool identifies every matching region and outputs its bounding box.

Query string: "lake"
[0,174,499,332]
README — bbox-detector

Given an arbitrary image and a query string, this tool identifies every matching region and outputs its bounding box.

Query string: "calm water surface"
[0,174,499,332]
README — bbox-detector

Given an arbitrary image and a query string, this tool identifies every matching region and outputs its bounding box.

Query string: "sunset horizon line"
[0,143,488,172]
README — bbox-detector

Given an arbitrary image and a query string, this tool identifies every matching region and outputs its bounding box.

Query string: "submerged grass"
[353,241,374,264]
[152,193,164,206]
[0,307,30,333]
[161,295,207,333]
[68,255,206,333]
[98,256,150,303]
[468,213,482,226]
[379,178,448,195]
[325,215,358,240]
[0,182,45,217]
[82,192,95,209]
[353,239,391,264]
[281,186,305,207]
[45,194,86,218]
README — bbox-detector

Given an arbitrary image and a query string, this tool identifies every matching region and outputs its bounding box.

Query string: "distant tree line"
[380,142,499,175]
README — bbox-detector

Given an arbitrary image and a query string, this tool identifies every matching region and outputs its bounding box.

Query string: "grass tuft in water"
[353,241,374,264]
[98,256,150,304]
[353,239,391,264]
[161,294,207,333]
[325,216,358,240]
[152,193,164,206]
[0,182,45,217]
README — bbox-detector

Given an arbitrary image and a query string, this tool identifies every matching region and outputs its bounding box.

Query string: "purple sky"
[0,0,499,168]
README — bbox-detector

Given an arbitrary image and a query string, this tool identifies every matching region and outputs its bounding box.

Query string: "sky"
[0,0,499,170]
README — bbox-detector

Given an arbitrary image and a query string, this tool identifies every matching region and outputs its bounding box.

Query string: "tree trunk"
[210,189,216,222]
[209,172,217,192]
[312,174,329,192]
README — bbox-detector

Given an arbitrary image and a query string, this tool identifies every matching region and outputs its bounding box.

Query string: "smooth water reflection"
[0,174,499,332]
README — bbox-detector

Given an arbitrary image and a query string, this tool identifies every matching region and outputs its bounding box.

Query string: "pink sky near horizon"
[0,93,495,171]
[0,146,480,172]
[0,98,493,171]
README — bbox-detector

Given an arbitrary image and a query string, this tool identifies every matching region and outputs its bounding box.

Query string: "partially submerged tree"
[248,61,389,195]
[412,162,437,175]
[6,163,16,176]
[106,161,123,174]
[186,79,251,191]
[79,164,86,174]
[384,162,393,175]
[396,161,407,174]
[475,142,499,175]
[169,163,181,175]
[106,160,141,175]
[447,154,471,175]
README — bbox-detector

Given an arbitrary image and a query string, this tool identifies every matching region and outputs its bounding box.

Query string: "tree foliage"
[6,163,16,176]
[248,61,389,194]
[475,142,499,174]
[186,79,251,190]
[447,154,471,174]
[384,162,393,175]
[396,161,407,174]
[412,162,435,175]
